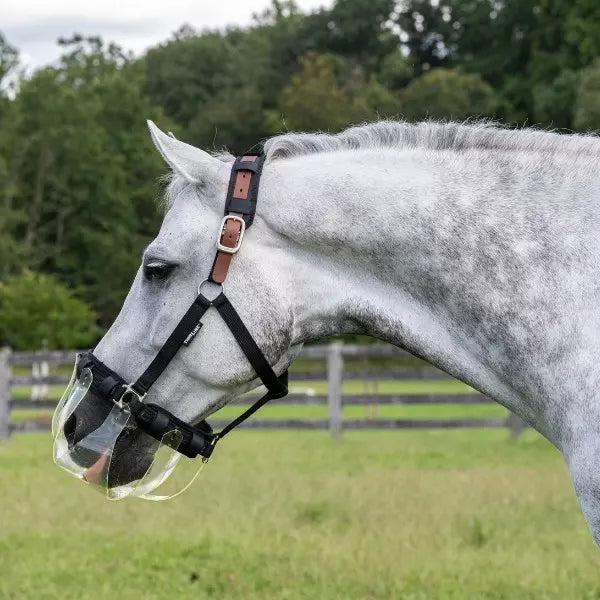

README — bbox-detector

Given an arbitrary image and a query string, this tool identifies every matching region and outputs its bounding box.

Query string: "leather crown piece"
[77,152,288,460]
[209,155,264,284]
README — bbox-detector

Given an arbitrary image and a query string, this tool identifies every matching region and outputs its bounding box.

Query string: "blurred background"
[3,0,600,337]
[1,1,600,598]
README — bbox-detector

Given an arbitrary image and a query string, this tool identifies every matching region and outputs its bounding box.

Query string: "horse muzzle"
[52,362,210,501]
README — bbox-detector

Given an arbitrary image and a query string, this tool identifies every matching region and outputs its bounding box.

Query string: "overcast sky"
[2,0,332,70]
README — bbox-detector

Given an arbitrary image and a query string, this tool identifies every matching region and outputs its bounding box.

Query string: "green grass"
[1,429,599,599]
[211,402,506,420]
[11,385,65,400]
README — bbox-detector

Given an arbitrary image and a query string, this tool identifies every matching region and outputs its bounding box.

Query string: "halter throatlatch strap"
[209,154,265,284]
[213,293,286,394]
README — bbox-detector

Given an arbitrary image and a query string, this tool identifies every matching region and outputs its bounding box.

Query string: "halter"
[76,153,288,459]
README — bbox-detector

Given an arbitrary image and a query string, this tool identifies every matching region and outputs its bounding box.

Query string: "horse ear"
[147,120,220,185]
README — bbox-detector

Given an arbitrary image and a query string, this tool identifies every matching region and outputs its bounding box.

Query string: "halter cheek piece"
[79,154,288,460]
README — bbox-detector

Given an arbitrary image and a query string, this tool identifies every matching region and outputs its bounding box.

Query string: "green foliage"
[396,0,600,126]
[0,36,27,278]
[4,36,172,324]
[189,84,266,153]
[378,52,414,90]
[354,76,402,120]
[268,52,405,133]
[398,68,496,121]
[144,30,244,130]
[293,0,399,69]
[144,0,400,150]
[533,69,580,128]
[573,59,600,131]
[564,0,600,64]
[0,270,100,350]
[267,53,362,132]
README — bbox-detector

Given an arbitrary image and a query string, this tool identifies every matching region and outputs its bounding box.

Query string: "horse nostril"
[63,413,77,446]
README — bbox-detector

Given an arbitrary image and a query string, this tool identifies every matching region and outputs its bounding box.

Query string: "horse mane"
[263,120,600,162]
[163,120,600,210]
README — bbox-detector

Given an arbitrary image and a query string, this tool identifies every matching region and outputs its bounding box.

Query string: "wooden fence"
[0,343,525,439]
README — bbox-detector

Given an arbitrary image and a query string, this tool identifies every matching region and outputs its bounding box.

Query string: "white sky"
[2,0,332,70]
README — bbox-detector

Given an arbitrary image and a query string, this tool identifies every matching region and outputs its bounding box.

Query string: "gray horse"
[70,119,600,544]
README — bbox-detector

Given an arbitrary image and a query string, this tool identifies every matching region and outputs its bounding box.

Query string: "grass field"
[1,427,599,599]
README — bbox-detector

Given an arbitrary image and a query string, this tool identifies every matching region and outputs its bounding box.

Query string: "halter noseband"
[79,153,288,459]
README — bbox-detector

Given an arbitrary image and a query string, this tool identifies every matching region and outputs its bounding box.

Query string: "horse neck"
[257,146,600,440]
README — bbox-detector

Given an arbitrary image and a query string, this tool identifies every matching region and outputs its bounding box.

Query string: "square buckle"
[216,215,246,254]
[117,383,147,409]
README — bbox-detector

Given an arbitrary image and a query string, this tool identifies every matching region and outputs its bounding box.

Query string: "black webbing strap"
[128,395,215,458]
[212,292,287,394]
[130,289,288,445]
[215,369,288,440]
[78,351,126,401]
[133,294,212,396]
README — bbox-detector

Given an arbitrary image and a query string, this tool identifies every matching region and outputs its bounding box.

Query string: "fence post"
[327,342,344,438]
[0,348,11,440]
[507,411,526,439]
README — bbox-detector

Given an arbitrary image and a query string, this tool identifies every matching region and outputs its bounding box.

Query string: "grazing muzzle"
[52,359,216,500]
[51,153,289,500]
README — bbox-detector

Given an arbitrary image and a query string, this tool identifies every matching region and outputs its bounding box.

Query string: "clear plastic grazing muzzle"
[52,364,208,501]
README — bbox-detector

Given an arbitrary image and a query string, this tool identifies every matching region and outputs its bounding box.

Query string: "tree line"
[1,0,600,349]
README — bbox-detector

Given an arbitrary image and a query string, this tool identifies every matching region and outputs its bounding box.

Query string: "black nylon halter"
[80,153,288,459]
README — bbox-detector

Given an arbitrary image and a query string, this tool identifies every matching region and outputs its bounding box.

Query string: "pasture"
[2,426,599,599]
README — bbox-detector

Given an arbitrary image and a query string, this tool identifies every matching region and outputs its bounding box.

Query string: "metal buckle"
[216,215,246,255]
[117,383,147,408]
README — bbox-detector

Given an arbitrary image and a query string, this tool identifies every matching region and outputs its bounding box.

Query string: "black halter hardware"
[79,153,289,459]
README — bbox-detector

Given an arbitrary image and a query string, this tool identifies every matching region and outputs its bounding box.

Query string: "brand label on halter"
[183,322,203,346]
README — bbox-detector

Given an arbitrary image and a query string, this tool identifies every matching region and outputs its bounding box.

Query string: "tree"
[294,0,399,70]
[533,69,580,129]
[0,271,100,350]
[6,36,173,324]
[573,59,600,131]
[189,84,267,153]
[395,0,600,127]
[0,32,19,91]
[267,53,362,133]
[395,0,455,74]
[144,25,280,152]
[378,52,414,91]
[144,31,242,129]
[144,0,403,148]
[355,76,402,120]
[564,0,600,65]
[0,33,27,278]
[397,68,496,121]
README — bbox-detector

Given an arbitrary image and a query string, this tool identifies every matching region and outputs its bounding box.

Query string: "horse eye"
[144,261,175,281]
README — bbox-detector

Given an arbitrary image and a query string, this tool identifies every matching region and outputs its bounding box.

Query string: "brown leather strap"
[210,155,260,284]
